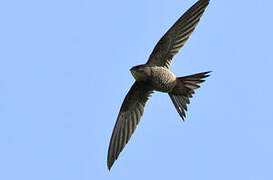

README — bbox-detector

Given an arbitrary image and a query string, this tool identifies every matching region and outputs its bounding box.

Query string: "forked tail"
[169,71,211,120]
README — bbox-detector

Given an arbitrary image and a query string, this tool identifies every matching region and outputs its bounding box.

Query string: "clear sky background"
[1,0,272,179]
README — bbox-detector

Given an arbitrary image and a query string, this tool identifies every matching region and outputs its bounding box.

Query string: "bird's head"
[130,64,151,81]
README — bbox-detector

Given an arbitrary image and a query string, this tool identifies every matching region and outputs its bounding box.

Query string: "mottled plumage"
[107,0,211,170]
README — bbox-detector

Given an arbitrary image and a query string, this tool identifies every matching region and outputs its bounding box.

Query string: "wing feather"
[107,82,153,170]
[147,0,210,68]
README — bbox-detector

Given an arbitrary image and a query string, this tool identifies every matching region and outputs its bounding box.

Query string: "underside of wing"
[107,82,153,170]
[147,0,210,68]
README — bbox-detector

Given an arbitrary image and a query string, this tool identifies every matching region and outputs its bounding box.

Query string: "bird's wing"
[107,82,153,170]
[146,0,209,68]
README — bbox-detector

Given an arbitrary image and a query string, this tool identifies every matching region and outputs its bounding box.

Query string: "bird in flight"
[107,0,210,170]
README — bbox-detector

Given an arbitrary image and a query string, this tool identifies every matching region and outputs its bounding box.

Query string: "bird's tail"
[168,71,211,120]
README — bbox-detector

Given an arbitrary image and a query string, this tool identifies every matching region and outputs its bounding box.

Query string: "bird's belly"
[150,67,176,92]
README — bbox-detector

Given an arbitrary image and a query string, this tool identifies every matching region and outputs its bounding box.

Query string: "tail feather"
[169,71,211,120]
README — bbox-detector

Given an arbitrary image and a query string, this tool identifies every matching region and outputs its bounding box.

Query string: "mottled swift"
[107,0,211,170]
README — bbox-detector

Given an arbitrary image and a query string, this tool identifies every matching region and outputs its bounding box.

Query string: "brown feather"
[147,0,210,68]
[107,82,153,170]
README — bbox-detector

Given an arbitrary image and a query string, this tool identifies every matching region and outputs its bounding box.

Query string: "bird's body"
[131,65,176,92]
[107,0,211,170]
[149,66,177,92]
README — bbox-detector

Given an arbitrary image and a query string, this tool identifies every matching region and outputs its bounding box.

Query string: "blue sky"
[1,0,272,179]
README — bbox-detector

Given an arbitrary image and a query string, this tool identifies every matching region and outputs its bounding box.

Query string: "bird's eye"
[138,67,144,71]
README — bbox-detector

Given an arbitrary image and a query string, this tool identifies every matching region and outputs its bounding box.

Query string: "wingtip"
[179,111,186,122]
[206,71,212,77]
[107,154,114,171]
[107,163,113,171]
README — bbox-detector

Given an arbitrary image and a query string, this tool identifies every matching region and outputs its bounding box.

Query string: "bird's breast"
[149,67,176,92]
